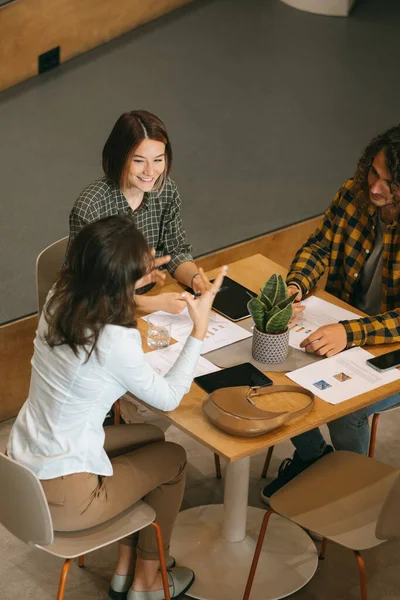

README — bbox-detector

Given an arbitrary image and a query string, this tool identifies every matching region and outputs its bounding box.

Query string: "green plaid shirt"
[287,179,400,347]
[66,177,193,276]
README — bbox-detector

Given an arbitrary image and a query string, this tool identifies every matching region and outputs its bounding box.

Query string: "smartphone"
[194,362,273,394]
[366,349,400,372]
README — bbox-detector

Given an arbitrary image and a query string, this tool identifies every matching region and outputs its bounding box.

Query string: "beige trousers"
[40,424,187,560]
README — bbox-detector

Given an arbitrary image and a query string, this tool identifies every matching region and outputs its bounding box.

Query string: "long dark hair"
[353,124,400,210]
[45,215,152,360]
[102,109,173,191]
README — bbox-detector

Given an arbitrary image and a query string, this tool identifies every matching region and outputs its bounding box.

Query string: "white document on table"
[141,308,251,354]
[290,296,361,351]
[287,347,400,404]
[145,342,221,378]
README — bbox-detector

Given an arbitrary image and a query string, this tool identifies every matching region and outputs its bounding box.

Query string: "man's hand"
[134,250,170,290]
[287,284,305,323]
[192,270,213,295]
[300,323,347,357]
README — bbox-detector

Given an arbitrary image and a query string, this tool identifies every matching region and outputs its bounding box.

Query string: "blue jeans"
[291,393,400,461]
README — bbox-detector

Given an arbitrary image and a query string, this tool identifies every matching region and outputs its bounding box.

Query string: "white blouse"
[7,314,202,479]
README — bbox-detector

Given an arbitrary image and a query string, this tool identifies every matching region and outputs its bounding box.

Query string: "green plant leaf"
[274,275,288,305]
[265,303,293,334]
[260,274,277,305]
[276,291,298,310]
[247,297,267,331]
[258,290,272,311]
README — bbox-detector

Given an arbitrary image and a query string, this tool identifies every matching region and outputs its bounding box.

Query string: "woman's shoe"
[127,567,195,599]
[108,558,177,600]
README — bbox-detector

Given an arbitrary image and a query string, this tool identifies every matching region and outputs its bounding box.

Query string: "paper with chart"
[141,308,251,354]
[287,347,400,404]
[290,296,361,351]
[145,342,221,377]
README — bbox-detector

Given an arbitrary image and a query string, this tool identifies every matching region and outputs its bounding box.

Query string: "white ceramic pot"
[252,327,290,364]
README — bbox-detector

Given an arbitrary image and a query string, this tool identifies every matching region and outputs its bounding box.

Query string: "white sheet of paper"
[142,308,251,354]
[287,347,400,404]
[290,296,361,351]
[145,342,221,377]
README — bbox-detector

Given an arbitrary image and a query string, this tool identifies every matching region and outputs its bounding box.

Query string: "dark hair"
[45,215,152,360]
[353,124,400,210]
[102,110,173,190]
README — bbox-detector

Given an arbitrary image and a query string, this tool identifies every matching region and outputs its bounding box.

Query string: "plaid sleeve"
[163,184,193,275]
[286,186,345,295]
[63,196,99,267]
[340,310,400,347]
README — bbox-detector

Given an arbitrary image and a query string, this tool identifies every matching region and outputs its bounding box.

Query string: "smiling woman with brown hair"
[8,214,227,600]
[66,110,210,316]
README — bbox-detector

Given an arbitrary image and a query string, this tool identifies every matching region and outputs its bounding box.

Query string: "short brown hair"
[45,215,152,360]
[102,110,173,190]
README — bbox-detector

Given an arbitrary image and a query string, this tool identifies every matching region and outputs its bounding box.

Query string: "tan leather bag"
[203,385,314,438]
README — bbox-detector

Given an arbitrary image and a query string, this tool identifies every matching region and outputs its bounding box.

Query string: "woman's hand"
[134,250,170,290]
[181,266,228,340]
[135,292,186,314]
[192,271,212,295]
[158,292,187,314]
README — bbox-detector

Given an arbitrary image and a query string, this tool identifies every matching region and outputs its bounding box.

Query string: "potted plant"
[247,274,297,364]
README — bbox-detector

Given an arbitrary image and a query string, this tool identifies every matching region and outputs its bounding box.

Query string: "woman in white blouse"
[8,215,227,600]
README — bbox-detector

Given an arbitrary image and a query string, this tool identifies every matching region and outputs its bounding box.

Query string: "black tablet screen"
[194,362,273,394]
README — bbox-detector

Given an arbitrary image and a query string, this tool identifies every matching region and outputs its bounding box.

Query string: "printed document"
[287,347,400,404]
[146,342,221,378]
[141,308,251,354]
[290,296,361,351]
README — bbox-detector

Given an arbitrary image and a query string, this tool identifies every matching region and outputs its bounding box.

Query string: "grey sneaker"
[127,567,195,599]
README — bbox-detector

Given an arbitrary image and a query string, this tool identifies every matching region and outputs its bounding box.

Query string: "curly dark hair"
[44,215,152,360]
[353,124,400,211]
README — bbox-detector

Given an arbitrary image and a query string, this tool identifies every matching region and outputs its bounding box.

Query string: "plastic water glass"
[147,315,172,349]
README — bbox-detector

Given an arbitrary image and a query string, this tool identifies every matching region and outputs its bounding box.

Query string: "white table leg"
[222,457,250,542]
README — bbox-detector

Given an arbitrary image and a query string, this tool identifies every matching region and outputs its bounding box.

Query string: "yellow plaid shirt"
[287,179,400,347]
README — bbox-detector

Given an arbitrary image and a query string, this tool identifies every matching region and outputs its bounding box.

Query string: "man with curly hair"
[262,124,400,503]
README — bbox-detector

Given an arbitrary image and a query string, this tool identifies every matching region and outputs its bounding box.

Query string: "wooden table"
[134,254,400,600]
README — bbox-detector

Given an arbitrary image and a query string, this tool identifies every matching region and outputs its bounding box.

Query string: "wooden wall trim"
[0,215,321,422]
[0,314,38,422]
[0,0,193,92]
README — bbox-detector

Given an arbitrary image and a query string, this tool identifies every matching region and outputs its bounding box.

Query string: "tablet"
[205,276,256,321]
[194,362,273,394]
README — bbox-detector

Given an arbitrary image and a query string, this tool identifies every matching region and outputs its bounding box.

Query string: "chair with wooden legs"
[260,403,400,479]
[0,452,171,600]
[244,450,400,600]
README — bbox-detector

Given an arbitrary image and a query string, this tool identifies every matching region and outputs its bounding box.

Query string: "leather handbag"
[203,385,314,438]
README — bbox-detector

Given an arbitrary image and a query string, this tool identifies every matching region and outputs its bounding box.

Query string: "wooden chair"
[244,451,400,600]
[0,452,171,600]
[260,402,400,479]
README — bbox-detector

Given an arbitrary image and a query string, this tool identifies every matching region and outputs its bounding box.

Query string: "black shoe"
[103,405,126,427]
[261,445,334,505]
